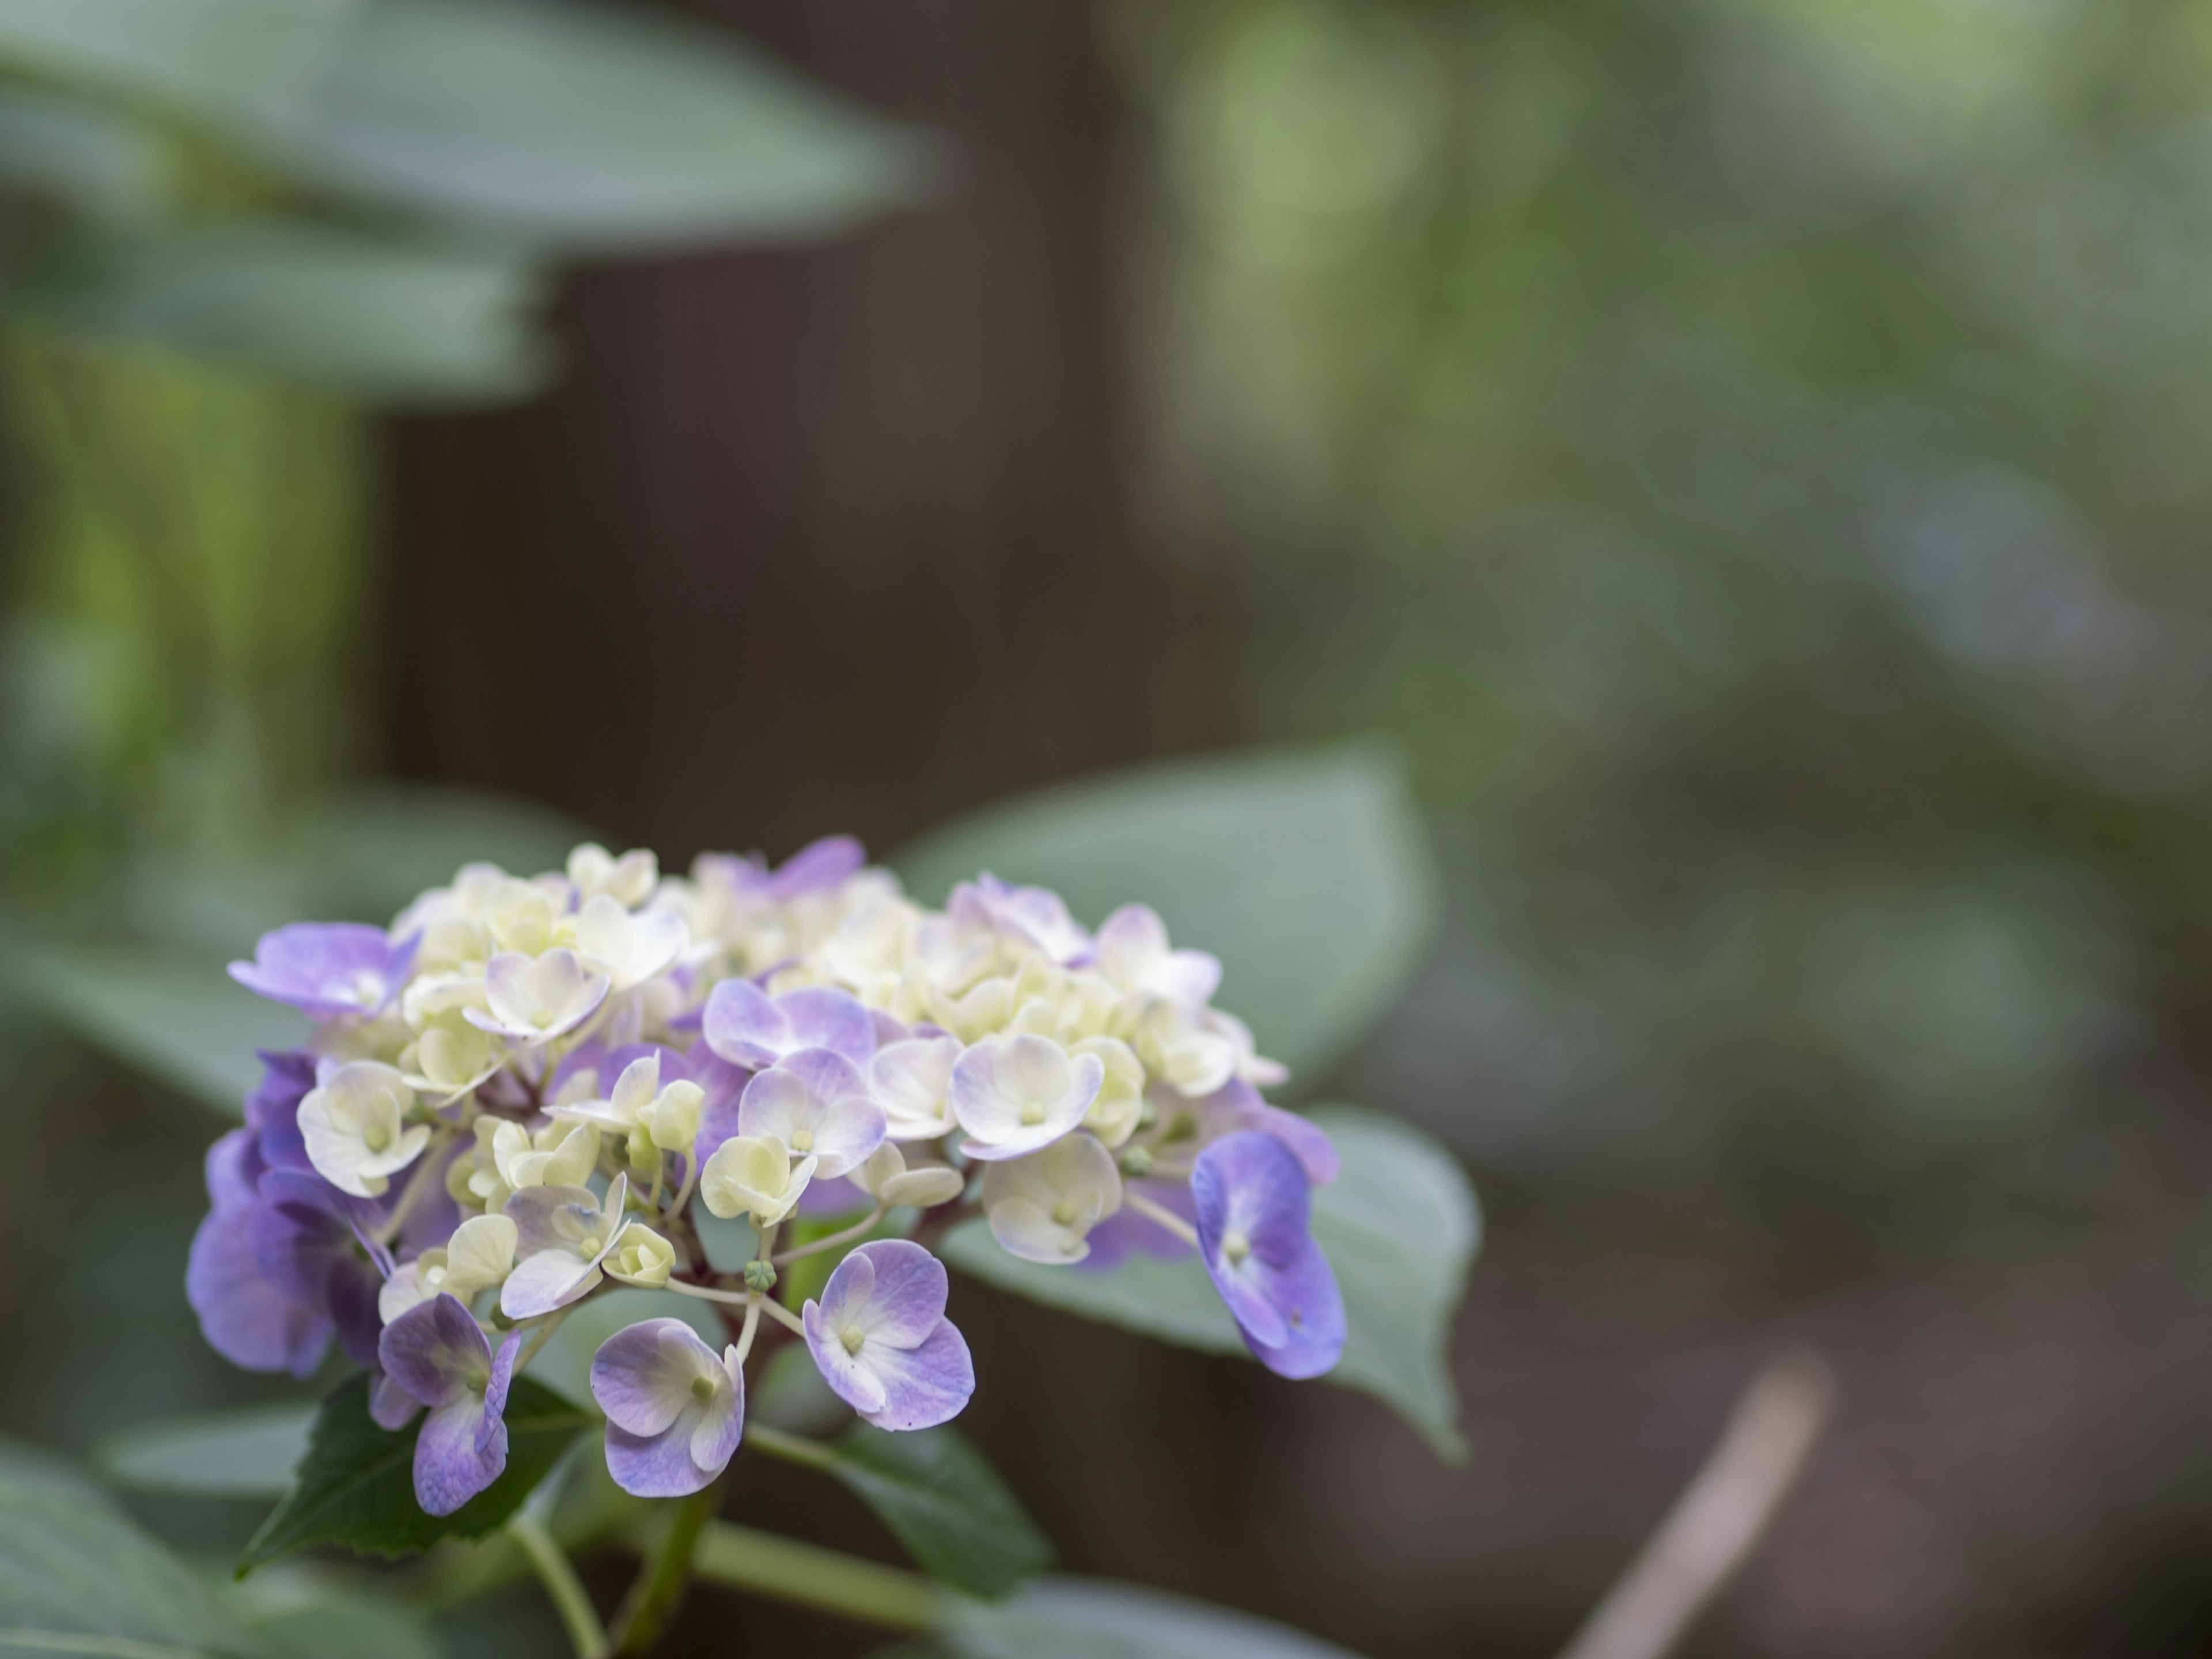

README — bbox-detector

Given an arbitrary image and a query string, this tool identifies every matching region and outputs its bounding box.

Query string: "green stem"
[687,1521,943,1633]
[509,1514,608,1659]
[608,1480,722,1656]
[1123,1190,1202,1250]
[771,1204,886,1267]
[743,1423,835,1471]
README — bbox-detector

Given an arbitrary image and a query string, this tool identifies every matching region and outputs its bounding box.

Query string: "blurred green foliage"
[1112,0,2212,1255]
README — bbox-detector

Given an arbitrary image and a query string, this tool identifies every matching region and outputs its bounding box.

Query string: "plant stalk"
[687,1521,943,1633]
[608,1479,723,1655]
[509,1514,608,1659]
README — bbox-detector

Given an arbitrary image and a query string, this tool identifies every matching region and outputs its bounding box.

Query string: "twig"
[1556,1351,1835,1659]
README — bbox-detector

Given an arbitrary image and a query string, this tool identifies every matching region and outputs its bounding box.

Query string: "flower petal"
[379,1293,490,1408]
[854,1321,975,1431]
[591,1319,713,1438]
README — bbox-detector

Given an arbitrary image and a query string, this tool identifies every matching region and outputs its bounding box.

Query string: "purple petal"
[185,1206,330,1377]
[378,1293,491,1408]
[370,1369,423,1431]
[855,1322,975,1431]
[479,1332,521,1456]
[766,835,866,901]
[228,922,411,1019]
[415,1394,504,1516]
[702,980,785,1070]
[1191,1132,1343,1376]
[244,1050,317,1173]
[803,1300,888,1418]
[687,1043,751,1167]
[843,1241,948,1349]
[502,1184,602,1258]
[499,1249,601,1320]
[590,1319,707,1437]
[604,1413,714,1498]
[204,1129,263,1214]
[1239,1238,1345,1380]
[777,988,877,1065]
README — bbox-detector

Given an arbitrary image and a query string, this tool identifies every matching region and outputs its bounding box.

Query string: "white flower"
[551,1053,702,1166]
[400,1016,499,1101]
[1092,903,1222,1005]
[948,1035,1103,1162]
[700,1135,817,1226]
[298,1062,428,1198]
[1071,1036,1146,1148]
[377,1213,518,1323]
[493,1120,601,1192]
[980,1133,1122,1264]
[869,1037,960,1141]
[573,895,688,991]
[851,1142,965,1210]
[467,949,609,1043]
[567,843,659,908]
[604,1224,678,1288]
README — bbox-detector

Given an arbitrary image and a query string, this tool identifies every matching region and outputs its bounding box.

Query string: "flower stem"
[770,1205,887,1267]
[660,1278,751,1308]
[730,1294,764,1366]
[509,1513,608,1659]
[687,1521,942,1632]
[1122,1190,1201,1250]
[758,1297,808,1337]
[513,1305,572,1372]
[608,1479,722,1656]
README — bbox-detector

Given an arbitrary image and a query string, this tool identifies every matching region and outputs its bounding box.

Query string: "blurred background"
[6,0,2212,1655]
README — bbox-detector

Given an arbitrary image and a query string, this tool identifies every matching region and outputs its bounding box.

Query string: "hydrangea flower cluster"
[190,838,1345,1516]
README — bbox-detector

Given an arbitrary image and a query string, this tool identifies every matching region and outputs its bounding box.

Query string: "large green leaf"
[751,1425,1052,1601]
[237,1372,592,1573]
[0,934,304,1114]
[14,221,550,402]
[0,89,172,224]
[270,0,933,249]
[239,1588,441,1659]
[95,1405,316,1499]
[945,1577,1367,1659]
[893,745,1437,1082]
[941,1108,1478,1459]
[0,1461,263,1658]
[0,0,357,124]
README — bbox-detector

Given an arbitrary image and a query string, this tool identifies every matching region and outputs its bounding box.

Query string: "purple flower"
[765,836,866,902]
[802,1241,974,1431]
[736,1050,885,1179]
[501,1174,630,1319]
[589,1319,744,1497]
[378,1293,521,1516]
[249,1170,388,1368]
[244,1050,317,1174]
[229,923,418,1020]
[185,1132,331,1377]
[1191,1131,1344,1380]
[686,1041,751,1168]
[950,874,1092,966]
[703,981,876,1071]
[1197,1080,1339,1187]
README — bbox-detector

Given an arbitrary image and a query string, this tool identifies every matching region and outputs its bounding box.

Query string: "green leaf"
[237,1372,592,1573]
[0,89,173,224]
[14,221,551,403]
[944,1577,1368,1659]
[234,1584,441,1659]
[753,1425,1052,1601]
[940,1108,1478,1460]
[0,1460,263,1658]
[893,744,1437,1082]
[0,0,358,125]
[0,933,303,1114]
[271,0,934,250]
[94,1404,316,1499]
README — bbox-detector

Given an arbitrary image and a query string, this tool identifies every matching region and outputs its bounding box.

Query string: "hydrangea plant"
[194,836,1351,1525]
